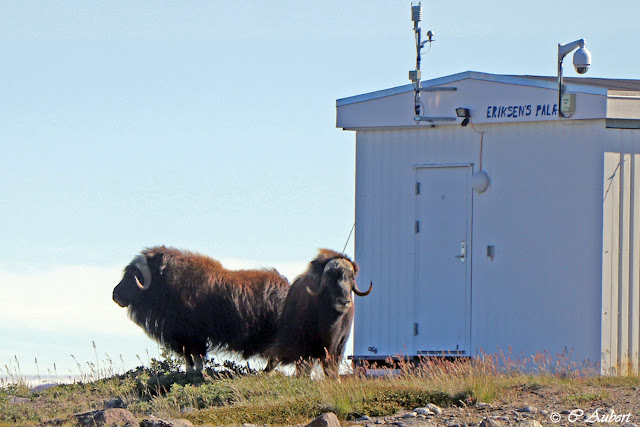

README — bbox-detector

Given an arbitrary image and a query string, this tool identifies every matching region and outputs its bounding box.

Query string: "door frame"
[412,163,473,356]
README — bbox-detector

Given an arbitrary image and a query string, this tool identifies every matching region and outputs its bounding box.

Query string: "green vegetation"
[1,349,639,426]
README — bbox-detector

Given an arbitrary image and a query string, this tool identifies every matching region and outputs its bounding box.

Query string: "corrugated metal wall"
[469,121,603,366]
[354,126,480,358]
[355,122,607,364]
[353,120,640,374]
[602,152,640,375]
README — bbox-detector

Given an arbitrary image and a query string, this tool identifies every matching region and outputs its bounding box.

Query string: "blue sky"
[1,0,638,380]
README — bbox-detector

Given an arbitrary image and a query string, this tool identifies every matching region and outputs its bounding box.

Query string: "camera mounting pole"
[557,38,591,118]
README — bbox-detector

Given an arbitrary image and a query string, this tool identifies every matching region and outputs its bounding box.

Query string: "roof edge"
[336,71,609,107]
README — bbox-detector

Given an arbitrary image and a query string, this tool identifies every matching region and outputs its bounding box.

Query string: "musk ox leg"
[183,351,195,371]
[183,352,205,372]
[321,358,340,379]
[181,340,207,372]
[264,358,279,373]
[192,353,204,371]
[320,348,341,379]
[182,349,204,372]
[295,359,314,377]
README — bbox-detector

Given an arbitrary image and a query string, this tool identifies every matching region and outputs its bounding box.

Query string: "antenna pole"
[413,5,422,77]
[410,3,423,116]
[409,3,435,121]
[407,4,454,124]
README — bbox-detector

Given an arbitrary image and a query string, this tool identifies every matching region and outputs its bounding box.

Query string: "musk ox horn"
[306,259,343,297]
[306,282,323,297]
[352,281,372,297]
[133,255,152,290]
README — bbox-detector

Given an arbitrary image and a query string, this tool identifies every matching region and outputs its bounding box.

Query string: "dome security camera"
[573,46,591,74]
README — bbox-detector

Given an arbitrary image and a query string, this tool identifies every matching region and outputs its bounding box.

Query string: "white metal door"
[413,165,472,355]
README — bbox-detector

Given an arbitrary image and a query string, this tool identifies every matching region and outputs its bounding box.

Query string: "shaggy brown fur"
[112,246,290,370]
[266,249,368,376]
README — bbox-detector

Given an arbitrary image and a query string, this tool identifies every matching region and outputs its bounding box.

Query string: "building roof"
[336,71,640,129]
[518,75,640,92]
[337,71,640,107]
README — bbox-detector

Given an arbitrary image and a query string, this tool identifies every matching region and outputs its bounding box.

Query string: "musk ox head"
[306,252,372,313]
[112,253,159,307]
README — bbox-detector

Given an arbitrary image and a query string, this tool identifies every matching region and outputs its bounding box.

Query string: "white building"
[336,71,640,374]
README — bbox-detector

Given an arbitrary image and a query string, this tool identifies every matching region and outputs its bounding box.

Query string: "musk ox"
[265,249,372,376]
[112,246,290,371]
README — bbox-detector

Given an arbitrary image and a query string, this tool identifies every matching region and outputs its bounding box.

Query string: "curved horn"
[352,281,373,297]
[307,261,336,297]
[306,282,324,297]
[132,255,152,290]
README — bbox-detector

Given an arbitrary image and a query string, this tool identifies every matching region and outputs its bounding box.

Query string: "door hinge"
[414,323,419,336]
[415,182,421,195]
[415,221,420,233]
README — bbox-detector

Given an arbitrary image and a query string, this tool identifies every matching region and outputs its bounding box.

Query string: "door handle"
[454,241,466,263]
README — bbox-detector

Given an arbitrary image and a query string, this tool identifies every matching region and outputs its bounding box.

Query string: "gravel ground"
[8,379,640,426]
[348,383,640,426]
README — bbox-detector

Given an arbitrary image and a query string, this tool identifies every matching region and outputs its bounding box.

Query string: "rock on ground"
[478,419,503,427]
[74,408,138,426]
[140,417,194,427]
[426,404,443,415]
[306,412,341,427]
[8,396,31,405]
[103,397,125,409]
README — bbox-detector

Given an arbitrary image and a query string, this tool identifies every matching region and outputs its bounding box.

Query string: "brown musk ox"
[112,246,290,371]
[265,249,372,377]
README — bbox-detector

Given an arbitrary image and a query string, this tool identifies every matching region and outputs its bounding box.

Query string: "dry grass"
[1,348,639,426]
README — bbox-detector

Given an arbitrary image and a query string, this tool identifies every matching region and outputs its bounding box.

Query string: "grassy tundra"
[1,349,639,426]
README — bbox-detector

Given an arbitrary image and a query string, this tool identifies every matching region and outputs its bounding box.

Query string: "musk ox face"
[112,255,152,307]
[306,258,372,313]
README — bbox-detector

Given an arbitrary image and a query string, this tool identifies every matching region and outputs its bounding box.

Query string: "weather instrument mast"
[409,2,456,124]
[409,3,432,118]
